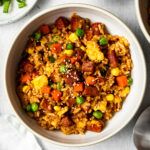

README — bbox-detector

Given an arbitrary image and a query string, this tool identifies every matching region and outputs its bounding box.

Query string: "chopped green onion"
[49,56,55,63]
[3,0,11,13]
[16,0,25,2]
[18,1,26,8]
[0,0,3,6]
[34,32,41,41]
[66,43,74,50]
[57,82,62,90]
[99,37,108,46]
[48,80,53,87]
[100,68,107,77]
[93,110,103,119]
[75,28,84,37]
[52,35,60,42]
[26,104,31,111]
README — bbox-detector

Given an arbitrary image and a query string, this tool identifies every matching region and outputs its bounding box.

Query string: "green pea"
[76,96,84,104]
[34,32,41,41]
[31,103,39,112]
[75,28,84,37]
[26,104,31,111]
[57,82,62,90]
[128,77,133,85]
[49,56,55,63]
[99,37,108,46]
[93,110,103,119]
[66,43,74,50]
[59,65,67,73]
[52,35,60,42]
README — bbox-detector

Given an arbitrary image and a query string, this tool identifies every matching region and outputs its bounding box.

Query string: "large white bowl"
[135,0,150,43]
[5,4,146,146]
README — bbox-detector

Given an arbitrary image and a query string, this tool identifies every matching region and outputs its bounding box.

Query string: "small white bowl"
[5,4,146,146]
[135,0,150,43]
[0,0,37,25]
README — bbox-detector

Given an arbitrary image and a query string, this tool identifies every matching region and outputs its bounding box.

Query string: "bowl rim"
[5,3,147,147]
[135,0,150,43]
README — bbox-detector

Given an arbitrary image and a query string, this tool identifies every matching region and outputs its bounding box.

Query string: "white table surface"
[0,0,150,149]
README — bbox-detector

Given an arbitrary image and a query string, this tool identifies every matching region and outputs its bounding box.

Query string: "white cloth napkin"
[0,115,42,150]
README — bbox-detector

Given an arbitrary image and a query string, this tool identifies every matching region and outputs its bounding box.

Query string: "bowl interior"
[6,4,146,146]
[138,0,150,40]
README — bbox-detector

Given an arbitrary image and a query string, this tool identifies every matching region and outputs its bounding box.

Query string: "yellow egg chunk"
[64,49,74,56]
[120,87,130,97]
[86,41,104,62]
[32,75,48,90]
[40,37,47,45]
[27,47,34,54]
[94,100,107,113]
[22,85,30,93]
[57,106,68,117]
[69,33,78,43]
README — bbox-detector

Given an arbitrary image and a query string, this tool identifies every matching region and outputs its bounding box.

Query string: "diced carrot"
[70,57,77,64]
[41,86,51,94]
[20,74,31,83]
[59,55,69,63]
[85,76,96,85]
[116,75,128,87]
[40,24,50,34]
[73,82,84,92]
[51,89,62,101]
[51,43,62,54]
[87,124,103,132]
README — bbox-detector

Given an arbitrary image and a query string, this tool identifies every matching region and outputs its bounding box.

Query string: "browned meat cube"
[107,50,118,68]
[83,86,99,96]
[55,17,69,30]
[82,61,94,72]
[91,23,101,35]
[76,50,85,60]
[64,70,81,85]
[71,14,85,31]
[20,60,34,73]
[60,116,72,127]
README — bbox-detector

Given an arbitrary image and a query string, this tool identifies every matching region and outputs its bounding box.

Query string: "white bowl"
[135,0,150,43]
[5,4,146,146]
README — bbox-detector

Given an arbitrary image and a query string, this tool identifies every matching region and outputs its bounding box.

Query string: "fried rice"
[16,14,133,134]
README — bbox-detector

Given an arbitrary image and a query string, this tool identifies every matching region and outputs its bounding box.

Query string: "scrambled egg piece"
[69,33,78,42]
[45,63,53,75]
[86,41,104,62]
[32,75,48,90]
[94,100,107,113]
[57,106,68,117]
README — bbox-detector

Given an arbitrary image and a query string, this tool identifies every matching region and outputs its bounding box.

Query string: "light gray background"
[0,0,149,149]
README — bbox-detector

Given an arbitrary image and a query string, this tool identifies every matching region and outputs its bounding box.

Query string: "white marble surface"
[0,0,150,149]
